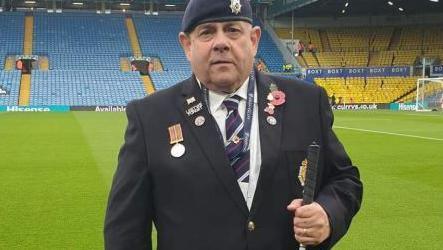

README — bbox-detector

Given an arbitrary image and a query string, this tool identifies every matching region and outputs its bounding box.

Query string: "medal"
[171,143,185,158]
[168,123,185,158]
[194,115,205,126]
[266,116,277,126]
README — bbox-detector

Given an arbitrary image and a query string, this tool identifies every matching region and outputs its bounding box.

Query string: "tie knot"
[223,95,241,111]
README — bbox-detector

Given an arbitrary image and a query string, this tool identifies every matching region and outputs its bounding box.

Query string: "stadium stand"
[3,12,289,102]
[424,27,443,46]
[150,71,190,91]
[392,50,420,66]
[281,26,443,68]
[23,14,34,56]
[315,51,369,67]
[30,70,145,106]
[0,12,24,69]
[422,27,443,60]
[368,51,394,67]
[125,17,143,58]
[0,71,21,106]
[133,15,287,90]
[277,28,323,53]
[316,52,342,67]
[398,26,423,49]
[315,77,417,103]
[254,20,286,72]
[302,52,319,67]
[133,14,190,72]
[398,80,442,104]
[33,12,132,70]
[328,28,370,50]
[273,24,441,105]
[27,12,150,105]
[132,14,193,90]
[19,74,31,106]
[258,30,286,72]
[0,12,24,105]
[343,52,368,67]
[371,27,394,51]
[2,7,439,107]
[323,27,393,52]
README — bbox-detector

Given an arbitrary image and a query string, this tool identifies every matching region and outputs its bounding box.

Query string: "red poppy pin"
[265,83,285,115]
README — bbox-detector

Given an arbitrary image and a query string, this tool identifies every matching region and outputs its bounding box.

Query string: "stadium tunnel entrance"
[15,55,38,74]
[129,56,154,76]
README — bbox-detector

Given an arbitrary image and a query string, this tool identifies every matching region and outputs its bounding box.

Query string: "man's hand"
[287,199,331,246]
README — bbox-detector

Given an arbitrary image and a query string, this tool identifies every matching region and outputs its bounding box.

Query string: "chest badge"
[168,123,185,158]
[298,158,307,187]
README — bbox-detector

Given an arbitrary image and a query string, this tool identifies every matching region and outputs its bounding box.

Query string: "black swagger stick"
[298,142,320,250]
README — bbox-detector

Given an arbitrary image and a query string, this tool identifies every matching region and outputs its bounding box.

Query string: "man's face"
[179,21,261,93]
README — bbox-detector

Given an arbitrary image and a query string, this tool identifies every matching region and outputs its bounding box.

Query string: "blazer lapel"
[177,77,249,216]
[250,71,284,216]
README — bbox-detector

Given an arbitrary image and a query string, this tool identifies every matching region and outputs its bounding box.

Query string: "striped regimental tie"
[223,95,250,183]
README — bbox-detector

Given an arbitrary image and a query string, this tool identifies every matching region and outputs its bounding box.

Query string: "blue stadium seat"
[254,20,285,72]
[1,12,287,106]
[0,71,21,106]
[0,12,24,69]
[133,14,191,72]
[33,12,132,70]
[28,13,146,106]
[30,70,145,106]
[150,71,190,90]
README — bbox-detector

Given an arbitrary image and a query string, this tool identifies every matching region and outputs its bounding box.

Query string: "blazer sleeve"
[314,87,363,249]
[104,101,153,250]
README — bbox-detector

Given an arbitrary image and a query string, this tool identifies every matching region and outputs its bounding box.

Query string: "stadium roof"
[271,0,443,18]
[3,0,270,13]
[2,0,442,18]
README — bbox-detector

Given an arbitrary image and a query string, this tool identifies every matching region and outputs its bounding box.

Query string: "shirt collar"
[196,77,257,114]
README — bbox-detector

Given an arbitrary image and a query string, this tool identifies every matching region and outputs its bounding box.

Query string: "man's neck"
[196,78,249,95]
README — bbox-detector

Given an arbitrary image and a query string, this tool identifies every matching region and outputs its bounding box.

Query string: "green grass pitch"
[0,110,442,249]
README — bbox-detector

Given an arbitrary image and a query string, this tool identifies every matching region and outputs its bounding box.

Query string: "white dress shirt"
[199,78,262,210]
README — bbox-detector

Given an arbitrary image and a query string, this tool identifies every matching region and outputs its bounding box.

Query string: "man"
[104,0,363,249]
[331,93,336,106]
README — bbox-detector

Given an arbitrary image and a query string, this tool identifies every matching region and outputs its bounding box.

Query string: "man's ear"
[250,26,261,56]
[179,32,192,61]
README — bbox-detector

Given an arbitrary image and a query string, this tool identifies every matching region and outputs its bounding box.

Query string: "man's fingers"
[294,211,323,226]
[294,226,308,237]
[295,235,319,247]
[291,202,331,246]
[293,216,311,228]
[294,227,321,246]
[294,202,324,218]
[287,198,303,211]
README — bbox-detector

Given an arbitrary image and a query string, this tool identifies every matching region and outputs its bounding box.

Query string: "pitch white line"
[401,113,443,117]
[334,126,443,141]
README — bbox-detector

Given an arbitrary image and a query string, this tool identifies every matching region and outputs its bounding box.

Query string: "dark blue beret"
[182,0,253,33]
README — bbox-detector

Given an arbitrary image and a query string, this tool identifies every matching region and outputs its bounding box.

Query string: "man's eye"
[199,30,211,36]
[228,28,240,33]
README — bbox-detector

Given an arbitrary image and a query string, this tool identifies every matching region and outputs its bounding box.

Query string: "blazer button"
[247,221,255,232]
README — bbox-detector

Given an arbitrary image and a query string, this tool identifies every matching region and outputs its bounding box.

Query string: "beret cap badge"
[230,0,242,14]
[181,0,252,33]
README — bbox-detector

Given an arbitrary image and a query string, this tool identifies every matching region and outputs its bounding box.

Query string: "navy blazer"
[104,70,363,250]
